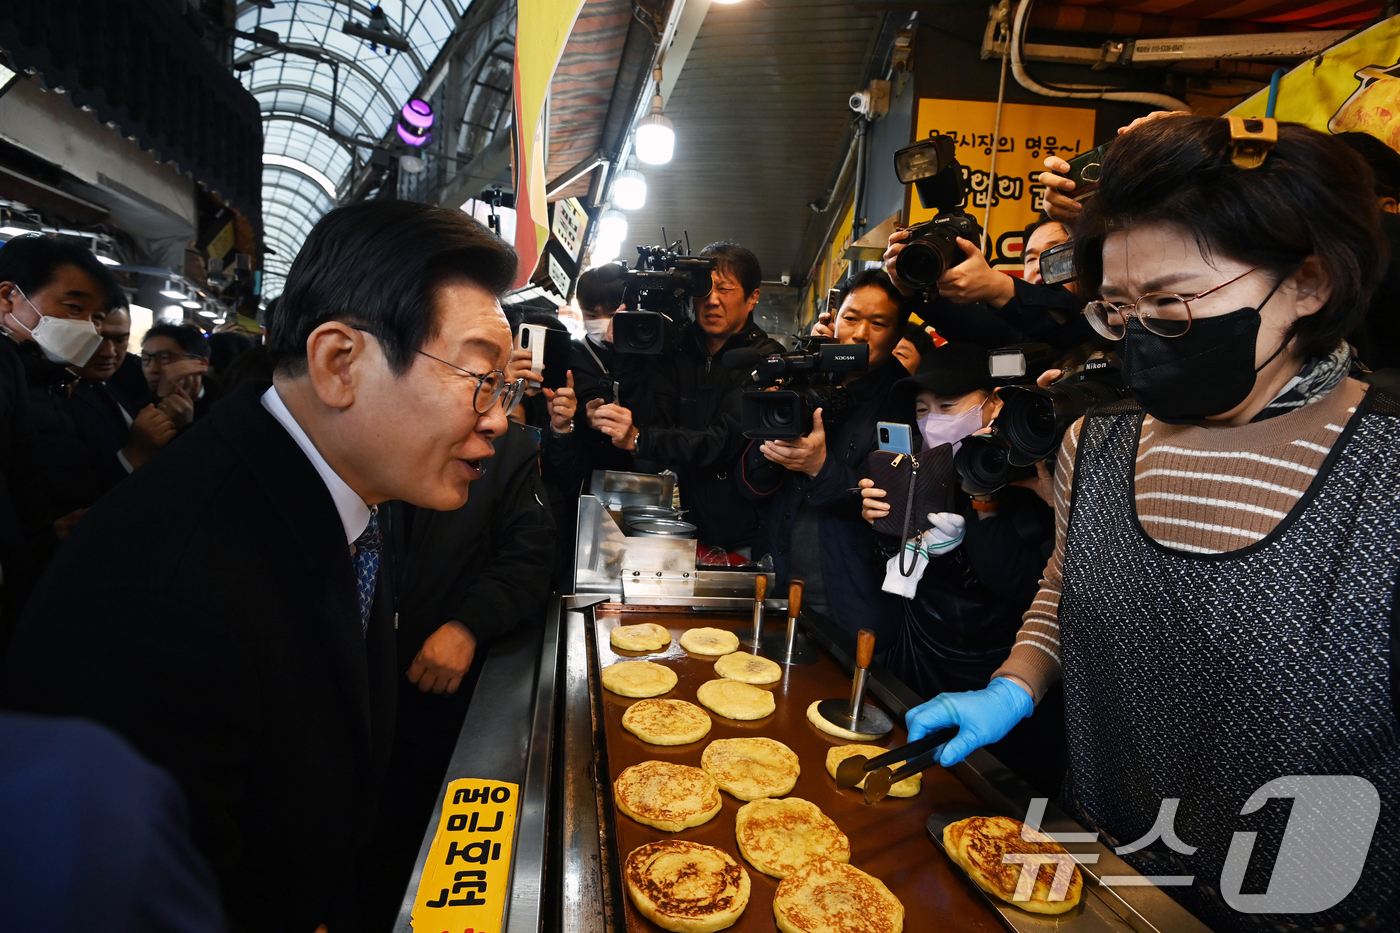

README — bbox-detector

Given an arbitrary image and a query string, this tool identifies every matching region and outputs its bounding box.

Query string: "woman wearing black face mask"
[901,115,1399,933]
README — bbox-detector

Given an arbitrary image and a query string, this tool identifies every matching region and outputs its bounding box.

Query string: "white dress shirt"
[261,385,372,546]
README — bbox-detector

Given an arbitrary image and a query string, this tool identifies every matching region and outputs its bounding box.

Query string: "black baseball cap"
[892,342,994,408]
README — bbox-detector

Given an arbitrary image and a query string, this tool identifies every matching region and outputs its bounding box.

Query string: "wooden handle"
[856,629,875,670]
[754,573,768,602]
[788,579,804,619]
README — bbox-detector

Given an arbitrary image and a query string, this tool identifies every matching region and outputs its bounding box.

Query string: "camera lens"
[765,401,797,428]
[632,319,657,343]
[880,428,890,442]
[894,240,945,290]
[952,433,1013,494]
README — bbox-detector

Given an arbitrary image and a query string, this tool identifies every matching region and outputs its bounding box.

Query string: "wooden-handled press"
[760,579,817,664]
[747,573,767,655]
[815,629,893,740]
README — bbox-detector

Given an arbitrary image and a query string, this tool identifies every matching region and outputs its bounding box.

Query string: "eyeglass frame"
[1082,265,1263,340]
[348,324,525,414]
[140,350,204,367]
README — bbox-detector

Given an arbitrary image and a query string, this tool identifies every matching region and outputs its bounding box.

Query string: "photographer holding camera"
[738,268,915,639]
[903,115,1400,932]
[587,242,782,554]
[884,215,1092,353]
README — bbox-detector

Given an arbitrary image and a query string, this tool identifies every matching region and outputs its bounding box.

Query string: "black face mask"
[1120,279,1286,425]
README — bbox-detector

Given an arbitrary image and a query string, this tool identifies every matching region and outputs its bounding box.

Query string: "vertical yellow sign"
[411,779,520,933]
[910,99,1096,272]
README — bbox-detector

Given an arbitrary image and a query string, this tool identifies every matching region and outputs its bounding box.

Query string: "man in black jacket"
[739,269,915,644]
[0,235,122,635]
[0,202,518,932]
[358,420,555,929]
[587,242,783,552]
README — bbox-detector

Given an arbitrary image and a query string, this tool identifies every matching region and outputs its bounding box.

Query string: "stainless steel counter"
[391,597,561,933]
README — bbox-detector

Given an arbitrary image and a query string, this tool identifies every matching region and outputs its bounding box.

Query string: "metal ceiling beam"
[261,113,361,157]
[234,42,406,111]
[251,83,379,136]
[344,0,516,203]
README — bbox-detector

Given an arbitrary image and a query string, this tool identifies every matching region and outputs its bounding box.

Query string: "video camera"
[597,241,715,354]
[892,135,985,291]
[726,337,869,440]
[953,353,1127,494]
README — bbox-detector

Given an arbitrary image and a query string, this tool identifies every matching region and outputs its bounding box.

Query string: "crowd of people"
[0,110,1397,932]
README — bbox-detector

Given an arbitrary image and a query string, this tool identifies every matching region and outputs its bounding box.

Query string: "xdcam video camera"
[597,241,715,354]
[892,134,984,291]
[728,338,869,440]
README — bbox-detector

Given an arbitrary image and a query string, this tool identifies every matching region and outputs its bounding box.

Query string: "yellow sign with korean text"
[411,779,520,933]
[1229,16,1400,144]
[910,99,1096,273]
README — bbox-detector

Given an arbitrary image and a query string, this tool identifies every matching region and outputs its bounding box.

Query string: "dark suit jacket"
[0,381,397,933]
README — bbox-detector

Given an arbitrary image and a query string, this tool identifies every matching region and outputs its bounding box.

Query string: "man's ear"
[1289,256,1332,320]
[745,289,760,314]
[304,321,372,409]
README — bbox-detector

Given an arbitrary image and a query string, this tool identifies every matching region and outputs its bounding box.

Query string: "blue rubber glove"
[905,677,1035,767]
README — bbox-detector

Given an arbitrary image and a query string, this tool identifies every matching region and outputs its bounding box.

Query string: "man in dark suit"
[0,201,519,933]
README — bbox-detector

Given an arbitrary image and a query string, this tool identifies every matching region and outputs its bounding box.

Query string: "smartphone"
[877,421,913,456]
[1060,144,1107,201]
[516,324,571,390]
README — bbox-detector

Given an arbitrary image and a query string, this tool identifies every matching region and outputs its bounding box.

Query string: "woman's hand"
[859,477,889,526]
[544,370,576,432]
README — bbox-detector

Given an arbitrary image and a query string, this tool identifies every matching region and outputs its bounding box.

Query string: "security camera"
[849,80,890,118]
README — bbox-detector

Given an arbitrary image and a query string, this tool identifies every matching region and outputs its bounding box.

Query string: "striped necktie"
[351,509,380,637]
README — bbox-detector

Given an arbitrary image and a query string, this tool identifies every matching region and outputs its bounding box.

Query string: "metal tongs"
[834,727,957,805]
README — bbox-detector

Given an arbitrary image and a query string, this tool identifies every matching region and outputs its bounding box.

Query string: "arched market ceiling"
[234,0,464,298]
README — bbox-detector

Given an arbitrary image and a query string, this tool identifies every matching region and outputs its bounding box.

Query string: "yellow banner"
[1230,16,1400,142]
[410,779,520,933]
[911,99,1096,272]
[512,0,585,287]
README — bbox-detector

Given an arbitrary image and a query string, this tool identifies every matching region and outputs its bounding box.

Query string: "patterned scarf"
[1252,342,1351,422]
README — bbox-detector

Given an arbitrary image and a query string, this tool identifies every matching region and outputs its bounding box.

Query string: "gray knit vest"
[1057,392,1400,933]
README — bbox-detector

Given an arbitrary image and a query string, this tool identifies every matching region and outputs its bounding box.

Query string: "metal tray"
[926,811,1138,933]
[589,607,1007,933]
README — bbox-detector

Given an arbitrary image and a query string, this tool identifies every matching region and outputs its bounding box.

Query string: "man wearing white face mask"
[0,234,123,637]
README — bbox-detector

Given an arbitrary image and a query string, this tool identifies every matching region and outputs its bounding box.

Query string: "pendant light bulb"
[635,94,675,165]
[613,168,648,211]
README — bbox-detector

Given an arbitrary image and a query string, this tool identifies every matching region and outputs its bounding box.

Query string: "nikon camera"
[954,354,1127,494]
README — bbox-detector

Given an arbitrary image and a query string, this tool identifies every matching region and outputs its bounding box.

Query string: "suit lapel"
[210,382,380,785]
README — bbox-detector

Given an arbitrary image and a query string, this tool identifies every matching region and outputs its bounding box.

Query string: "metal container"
[621,505,683,525]
[626,518,696,538]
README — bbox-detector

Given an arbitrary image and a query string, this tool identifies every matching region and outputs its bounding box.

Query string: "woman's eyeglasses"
[1083,266,1261,340]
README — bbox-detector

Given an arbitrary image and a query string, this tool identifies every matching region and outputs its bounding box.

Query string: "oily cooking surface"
[595,609,1004,933]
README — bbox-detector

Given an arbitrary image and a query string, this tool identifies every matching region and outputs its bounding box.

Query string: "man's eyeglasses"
[140,351,202,366]
[1083,266,1261,340]
[349,325,524,414]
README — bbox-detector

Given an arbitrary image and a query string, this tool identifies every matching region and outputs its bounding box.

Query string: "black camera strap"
[897,455,920,577]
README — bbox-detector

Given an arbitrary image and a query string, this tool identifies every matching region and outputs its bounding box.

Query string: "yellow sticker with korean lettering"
[411,778,520,933]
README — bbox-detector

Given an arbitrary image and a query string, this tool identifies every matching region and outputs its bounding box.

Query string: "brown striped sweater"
[992,376,1370,702]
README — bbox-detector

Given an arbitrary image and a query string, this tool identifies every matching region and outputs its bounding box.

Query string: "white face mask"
[583,317,612,345]
[7,286,102,367]
[918,405,984,454]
